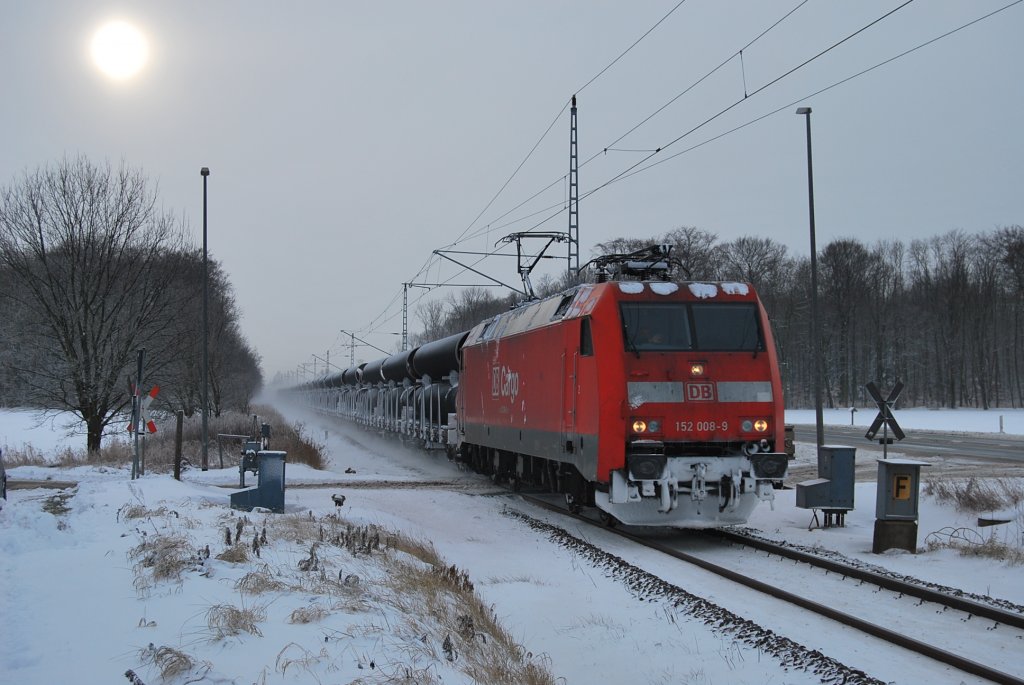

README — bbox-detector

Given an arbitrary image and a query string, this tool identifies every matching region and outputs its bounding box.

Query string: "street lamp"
[795,107,825,450]
[200,167,210,470]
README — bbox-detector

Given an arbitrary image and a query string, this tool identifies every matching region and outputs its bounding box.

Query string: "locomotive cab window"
[621,303,692,351]
[621,302,763,352]
[691,303,763,351]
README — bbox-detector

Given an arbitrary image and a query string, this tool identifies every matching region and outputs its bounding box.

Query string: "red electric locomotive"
[297,246,790,528]
[456,249,789,527]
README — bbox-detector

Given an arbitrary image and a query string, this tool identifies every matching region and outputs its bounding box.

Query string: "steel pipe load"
[382,349,415,383]
[342,364,362,386]
[358,358,386,386]
[409,330,469,381]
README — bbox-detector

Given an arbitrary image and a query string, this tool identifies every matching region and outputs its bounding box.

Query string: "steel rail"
[521,494,1024,685]
[706,527,1024,631]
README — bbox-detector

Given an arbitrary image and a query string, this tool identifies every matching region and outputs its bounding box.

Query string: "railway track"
[519,493,1024,685]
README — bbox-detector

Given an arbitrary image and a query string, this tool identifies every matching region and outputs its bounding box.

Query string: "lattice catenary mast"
[568,95,579,276]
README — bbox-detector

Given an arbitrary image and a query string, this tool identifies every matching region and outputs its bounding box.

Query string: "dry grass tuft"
[263,408,326,469]
[925,476,1024,512]
[348,664,443,685]
[268,512,321,544]
[235,565,286,594]
[382,551,555,685]
[288,603,330,624]
[389,533,443,568]
[262,509,553,683]
[138,645,202,680]
[925,518,1024,564]
[0,443,51,467]
[216,543,250,564]
[205,602,266,639]
[957,536,1024,564]
[275,642,329,680]
[118,503,169,521]
[129,533,196,582]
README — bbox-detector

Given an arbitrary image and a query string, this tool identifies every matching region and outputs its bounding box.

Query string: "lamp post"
[200,167,210,470]
[795,107,825,450]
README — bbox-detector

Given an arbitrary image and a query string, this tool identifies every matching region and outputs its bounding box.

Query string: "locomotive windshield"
[621,302,763,352]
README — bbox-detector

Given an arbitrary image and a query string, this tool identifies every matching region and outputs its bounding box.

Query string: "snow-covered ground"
[2,406,1022,684]
[787,406,1024,435]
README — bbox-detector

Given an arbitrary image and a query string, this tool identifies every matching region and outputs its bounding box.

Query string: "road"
[791,424,1024,464]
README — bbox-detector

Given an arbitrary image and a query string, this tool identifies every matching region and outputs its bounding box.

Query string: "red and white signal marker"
[127,385,160,434]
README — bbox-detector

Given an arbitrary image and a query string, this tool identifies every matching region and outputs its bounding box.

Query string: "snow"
[788,406,1024,435]
[648,282,678,295]
[720,282,750,296]
[0,408,92,456]
[687,282,718,298]
[2,405,1022,684]
[616,282,644,294]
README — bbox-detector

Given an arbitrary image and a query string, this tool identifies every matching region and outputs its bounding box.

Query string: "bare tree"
[413,299,449,347]
[663,226,721,279]
[819,238,874,407]
[991,226,1024,406]
[444,287,508,335]
[0,157,189,451]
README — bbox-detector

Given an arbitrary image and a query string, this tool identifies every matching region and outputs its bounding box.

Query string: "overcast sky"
[3,1,1022,379]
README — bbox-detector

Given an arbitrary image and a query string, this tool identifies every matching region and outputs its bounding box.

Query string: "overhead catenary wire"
[441,0,914,244]
[584,0,918,201]
[599,0,810,157]
[362,1,908,336]
[573,0,690,98]
[446,0,1021,252]
[348,0,1019,350]
[599,0,1024,190]
[431,0,814,254]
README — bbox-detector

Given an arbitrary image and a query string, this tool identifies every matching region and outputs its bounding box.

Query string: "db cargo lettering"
[491,365,520,401]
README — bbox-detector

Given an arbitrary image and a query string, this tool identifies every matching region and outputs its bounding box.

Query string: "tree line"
[412,225,1024,411]
[0,157,262,451]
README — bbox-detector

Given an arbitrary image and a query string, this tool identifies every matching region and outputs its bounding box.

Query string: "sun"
[90,20,149,80]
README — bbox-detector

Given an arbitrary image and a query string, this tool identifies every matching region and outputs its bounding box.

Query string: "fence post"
[174,410,184,480]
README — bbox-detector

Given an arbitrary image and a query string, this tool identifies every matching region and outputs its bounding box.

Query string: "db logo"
[686,382,715,401]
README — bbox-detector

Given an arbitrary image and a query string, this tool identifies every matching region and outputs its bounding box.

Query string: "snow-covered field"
[787,406,1024,435]
[2,405,1022,684]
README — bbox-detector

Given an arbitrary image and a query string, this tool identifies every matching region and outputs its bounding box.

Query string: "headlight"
[742,420,753,432]
[754,419,769,432]
[690,363,705,376]
[632,419,662,434]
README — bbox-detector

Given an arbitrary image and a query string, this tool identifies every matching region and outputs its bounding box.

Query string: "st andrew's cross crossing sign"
[864,381,905,442]
[127,384,159,434]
